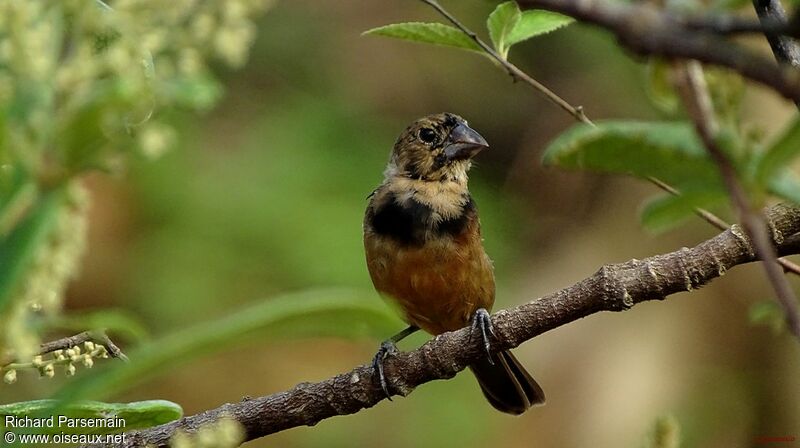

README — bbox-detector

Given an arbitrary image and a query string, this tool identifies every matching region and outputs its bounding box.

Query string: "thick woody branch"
[93,204,800,448]
[516,0,800,103]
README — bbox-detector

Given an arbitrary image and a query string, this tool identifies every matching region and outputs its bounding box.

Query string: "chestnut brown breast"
[364,192,495,335]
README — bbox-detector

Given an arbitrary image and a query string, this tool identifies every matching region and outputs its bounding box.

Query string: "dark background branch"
[753,0,800,68]
[89,204,800,448]
[517,0,800,103]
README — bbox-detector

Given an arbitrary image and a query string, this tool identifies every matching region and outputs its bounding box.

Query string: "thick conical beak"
[443,123,489,161]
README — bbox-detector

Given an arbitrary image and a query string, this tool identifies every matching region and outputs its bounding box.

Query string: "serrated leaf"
[640,189,728,233]
[754,117,800,187]
[542,121,722,189]
[487,2,521,58]
[506,9,573,47]
[363,22,481,53]
[0,399,182,434]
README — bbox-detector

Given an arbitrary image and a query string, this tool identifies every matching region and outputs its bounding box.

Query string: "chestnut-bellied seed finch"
[363,113,545,414]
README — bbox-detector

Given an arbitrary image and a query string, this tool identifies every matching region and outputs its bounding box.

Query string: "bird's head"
[385,113,489,183]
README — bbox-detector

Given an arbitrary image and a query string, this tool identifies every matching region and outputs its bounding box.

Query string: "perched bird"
[363,112,545,414]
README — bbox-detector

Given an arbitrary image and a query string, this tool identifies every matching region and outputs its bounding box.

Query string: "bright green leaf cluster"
[0,0,271,363]
[363,1,572,59]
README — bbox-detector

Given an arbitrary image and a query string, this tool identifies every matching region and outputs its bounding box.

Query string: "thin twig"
[87,203,800,447]
[1,331,128,372]
[37,331,128,361]
[675,61,800,341]
[421,0,592,124]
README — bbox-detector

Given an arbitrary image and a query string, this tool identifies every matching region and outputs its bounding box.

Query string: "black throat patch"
[369,194,474,246]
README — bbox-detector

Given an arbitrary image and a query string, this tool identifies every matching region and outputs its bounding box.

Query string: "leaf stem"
[420,0,592,125]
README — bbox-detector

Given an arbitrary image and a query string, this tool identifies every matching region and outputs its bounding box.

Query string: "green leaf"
[505,9,574,47]
[55,288,401,402]
[542,121,722,189]
[748,300,786,334]
[487,2,521,59]
[640,189,728,233]
[0,399,182,434]
[363,22,481,53]
[0,189,66,315]
[754,117,800,187]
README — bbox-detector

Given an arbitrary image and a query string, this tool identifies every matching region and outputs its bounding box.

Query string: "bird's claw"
[469,308,495,364]
[372,340,399,400]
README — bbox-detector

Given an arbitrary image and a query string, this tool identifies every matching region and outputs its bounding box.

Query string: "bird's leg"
[469,308,496,364]
[372,325,419,400]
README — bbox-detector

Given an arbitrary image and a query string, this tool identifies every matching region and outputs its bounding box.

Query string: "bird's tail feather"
[469,350,545,415]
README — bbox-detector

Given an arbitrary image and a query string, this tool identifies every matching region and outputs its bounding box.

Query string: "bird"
[363,112,545,415]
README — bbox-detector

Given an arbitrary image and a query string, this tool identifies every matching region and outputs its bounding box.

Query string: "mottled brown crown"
[387,112,481,183]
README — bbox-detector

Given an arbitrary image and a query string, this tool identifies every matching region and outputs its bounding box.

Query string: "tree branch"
[517,0,800,104]
[674,61,800,341]
[38,331,128,361]
[90,204,800,448]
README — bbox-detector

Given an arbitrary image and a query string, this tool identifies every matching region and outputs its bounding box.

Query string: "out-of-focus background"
[5,1,800,446]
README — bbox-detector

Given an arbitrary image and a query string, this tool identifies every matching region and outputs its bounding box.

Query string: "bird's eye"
[418,128,437,144]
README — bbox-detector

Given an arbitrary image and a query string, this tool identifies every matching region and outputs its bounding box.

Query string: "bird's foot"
[372,340,399,400]
[469,308,496,364]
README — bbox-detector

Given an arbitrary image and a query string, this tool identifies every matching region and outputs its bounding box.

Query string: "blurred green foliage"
[55,288,402,402]
[0,0,269,358]
[0,399,182,435]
